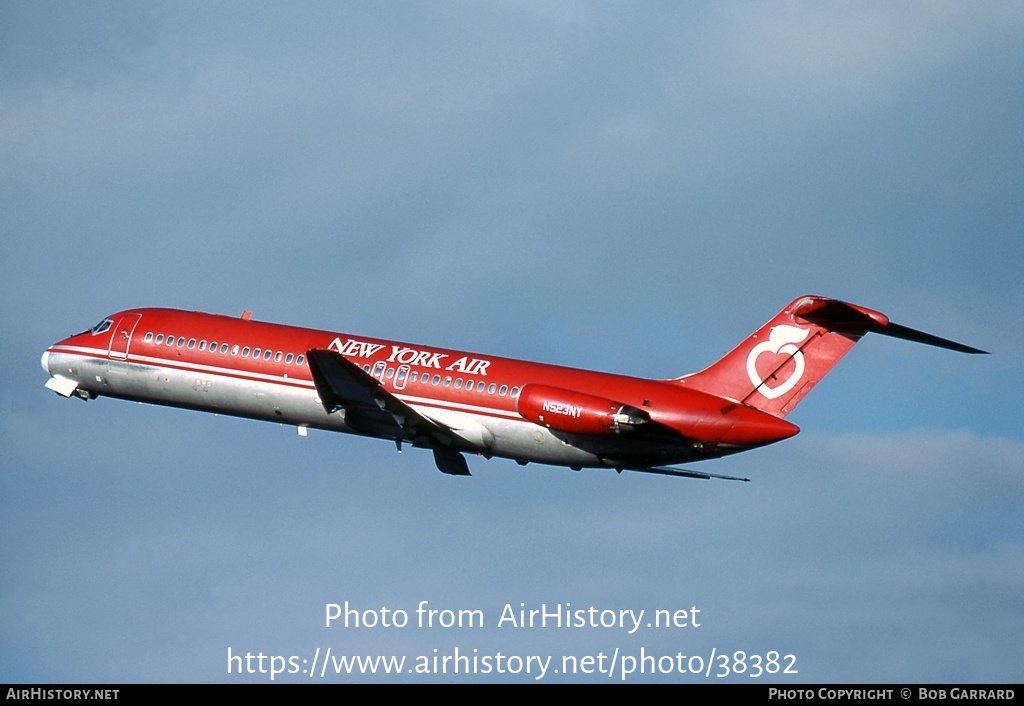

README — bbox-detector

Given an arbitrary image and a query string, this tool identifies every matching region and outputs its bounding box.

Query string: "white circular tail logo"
[746,325,809,400]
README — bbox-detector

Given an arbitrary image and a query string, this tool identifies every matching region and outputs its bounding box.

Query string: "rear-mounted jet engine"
[517,384,650,435]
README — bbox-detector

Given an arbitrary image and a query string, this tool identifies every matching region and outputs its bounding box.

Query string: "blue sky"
[2,1,1022,683]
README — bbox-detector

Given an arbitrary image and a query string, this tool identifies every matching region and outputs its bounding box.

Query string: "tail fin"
[675,295,986,418]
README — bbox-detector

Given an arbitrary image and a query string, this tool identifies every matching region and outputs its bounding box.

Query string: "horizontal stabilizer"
[791,297,988,354]
[875,321,988,354]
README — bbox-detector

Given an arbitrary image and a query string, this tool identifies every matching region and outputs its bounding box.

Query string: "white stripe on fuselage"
[47,345,523,423]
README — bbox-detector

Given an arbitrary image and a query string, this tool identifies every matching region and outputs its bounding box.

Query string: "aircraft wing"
[305,349,471,475]
[622,465,750,482]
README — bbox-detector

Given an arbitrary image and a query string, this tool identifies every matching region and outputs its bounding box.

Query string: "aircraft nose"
[41,349,51,375]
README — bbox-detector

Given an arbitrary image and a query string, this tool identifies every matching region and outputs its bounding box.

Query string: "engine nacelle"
[517,384,649,436]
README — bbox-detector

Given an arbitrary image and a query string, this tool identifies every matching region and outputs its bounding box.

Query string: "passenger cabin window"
[155,334,164,344]
[144,332,154,343]
[285,353,293,364]
[296,355,305,365]
[220,343,229,354]
[188,339,196,349]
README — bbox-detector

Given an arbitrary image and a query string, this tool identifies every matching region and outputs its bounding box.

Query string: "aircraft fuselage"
[42,297,984,480]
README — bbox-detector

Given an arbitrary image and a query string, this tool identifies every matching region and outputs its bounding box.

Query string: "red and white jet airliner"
[42,295,985,481]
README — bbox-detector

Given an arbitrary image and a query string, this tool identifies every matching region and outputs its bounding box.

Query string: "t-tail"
[675,295,987,418]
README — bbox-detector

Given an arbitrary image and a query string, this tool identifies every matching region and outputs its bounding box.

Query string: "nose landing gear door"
[108,313,142,360]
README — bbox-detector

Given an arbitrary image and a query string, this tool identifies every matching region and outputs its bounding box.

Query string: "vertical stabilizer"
[674,295,985,418]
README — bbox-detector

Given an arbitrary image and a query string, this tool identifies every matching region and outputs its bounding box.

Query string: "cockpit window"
[90,319,113,335]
